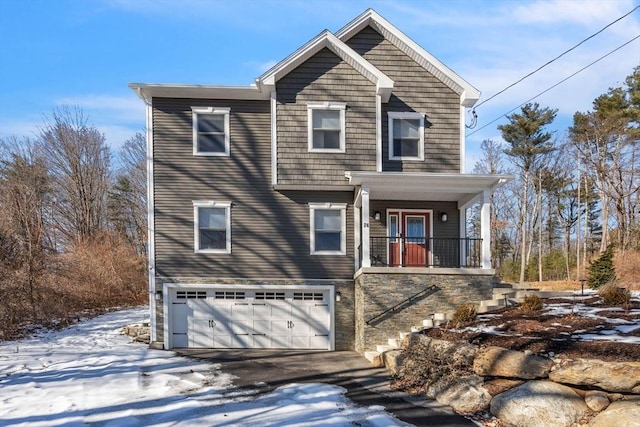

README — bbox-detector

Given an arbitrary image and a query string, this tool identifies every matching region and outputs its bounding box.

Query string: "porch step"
[376,344,398,353]
[388,338,402,348]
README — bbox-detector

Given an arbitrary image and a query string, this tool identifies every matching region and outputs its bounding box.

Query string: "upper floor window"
[388,112,424,161]
[309,203,346,255]
[193,200,231,253]
[192,107,230,156]
[307,102,346,153]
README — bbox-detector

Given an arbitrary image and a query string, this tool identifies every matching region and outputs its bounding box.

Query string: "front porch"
[346,171,512,272]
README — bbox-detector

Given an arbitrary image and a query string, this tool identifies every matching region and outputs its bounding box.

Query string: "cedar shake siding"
[276,47,377,185]
[152,97,354,279]
[346,26,461,173]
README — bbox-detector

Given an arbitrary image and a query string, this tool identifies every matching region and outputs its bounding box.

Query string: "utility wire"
[467,34,640,136]
[473,5,639,110]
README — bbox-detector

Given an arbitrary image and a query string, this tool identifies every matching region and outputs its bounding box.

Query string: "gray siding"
[152,97,354,280]
[276,48,377,185]
[346,26,461,173]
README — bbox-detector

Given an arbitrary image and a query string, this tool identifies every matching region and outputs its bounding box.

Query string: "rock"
[474,346,553,379]
[429,338,478,367]
[590,397,640,427]
[584,390,609,412]
[549,359,640,393]
[382,350,403,375]
[427,374,492,414]
[490,380,588,427]
[483,378,525,396]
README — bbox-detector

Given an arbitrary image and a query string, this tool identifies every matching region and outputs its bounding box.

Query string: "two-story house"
[130,9,511,353]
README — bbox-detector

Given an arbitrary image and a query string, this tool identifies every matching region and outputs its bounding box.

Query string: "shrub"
[521,294,544,312]
[587,245,616,289]
[598,283,631,306]
[452,304,477,324]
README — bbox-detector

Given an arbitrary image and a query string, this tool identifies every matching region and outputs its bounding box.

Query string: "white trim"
[388,112,425,161]
[361,188,371,267]
[354,205,361,271]
[270,91,278,185]
[307,102,346,153]
[309,202,347,255]
[163,283,335,351]
[460,105,466,173]
[193,200,232,254]
[145,103,157,343]
[192,107,231,156]
[130,83,269,101]
[375,94,382,172]
[480,189,491,269]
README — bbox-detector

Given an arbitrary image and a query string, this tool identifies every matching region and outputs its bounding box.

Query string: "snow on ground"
[466,291,640,345]
[0,307,409,427]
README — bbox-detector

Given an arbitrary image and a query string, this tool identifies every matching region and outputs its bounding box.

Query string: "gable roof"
[335,9,480,107]
[256,30,394,102]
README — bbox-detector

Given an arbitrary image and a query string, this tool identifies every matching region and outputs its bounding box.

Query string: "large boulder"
[382,350,403,375]
[490,380,588,427]
[426,374,492,414]
[590,397,640,427]
[474,346,553,379]
[549,359,640,393]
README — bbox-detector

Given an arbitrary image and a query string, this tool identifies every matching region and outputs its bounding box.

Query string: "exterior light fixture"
[440,212,448,223]
[335,291,341,302]
[374,211,381,221]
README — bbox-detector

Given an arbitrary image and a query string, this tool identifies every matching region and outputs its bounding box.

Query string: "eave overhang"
[345,171,514,207]
[256,30,394,102]
[128,83,270,104]
[336,9,481,107]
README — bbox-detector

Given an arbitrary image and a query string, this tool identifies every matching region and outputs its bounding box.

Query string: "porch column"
[481,189,491,269]
[354,205,361,271]
[459,206,467,267]
[361,187,371,268]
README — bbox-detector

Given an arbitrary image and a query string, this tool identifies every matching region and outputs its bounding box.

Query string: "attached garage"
[166,285,333,350]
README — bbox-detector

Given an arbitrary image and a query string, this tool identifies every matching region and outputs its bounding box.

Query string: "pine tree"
[586,245,616,289]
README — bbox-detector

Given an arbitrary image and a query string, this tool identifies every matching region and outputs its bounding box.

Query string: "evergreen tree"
[587,245,616,289]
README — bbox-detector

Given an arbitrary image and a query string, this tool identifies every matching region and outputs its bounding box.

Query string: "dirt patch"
[422,295,640,362]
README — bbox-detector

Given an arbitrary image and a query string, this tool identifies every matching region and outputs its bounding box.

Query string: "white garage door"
[170,289,331,349]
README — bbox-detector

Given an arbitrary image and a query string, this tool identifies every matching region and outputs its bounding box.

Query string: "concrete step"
[410,325,423,333]
[388,338,401,348]
[422,319,434,328]
[398,331,411,340]
[492,290,517,299]
[476,304,503,314]
[433,312,449,321]
[480,298,506,307]
[376,344,398,353]
[364,351,384,367]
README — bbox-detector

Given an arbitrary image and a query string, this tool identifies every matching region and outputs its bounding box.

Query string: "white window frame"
[307,102,346,153]
[192,107,231,156]
[388,112,424,161]
[309,203,347,255]
[193,200,231,254]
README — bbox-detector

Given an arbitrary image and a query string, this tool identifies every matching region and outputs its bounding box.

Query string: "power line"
[473,5,639,111]
[467,34,640,137]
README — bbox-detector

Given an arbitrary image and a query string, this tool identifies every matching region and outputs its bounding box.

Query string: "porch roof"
[345,171,513,208]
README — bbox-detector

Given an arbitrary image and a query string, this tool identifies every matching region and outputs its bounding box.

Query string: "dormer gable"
[336,9,480,107]
[256,30,394,102]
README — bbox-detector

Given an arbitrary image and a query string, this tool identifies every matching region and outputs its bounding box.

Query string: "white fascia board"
[257,30,393,102]
[335,9,481,107]
[345,171,514,193]
[129,83,269,101]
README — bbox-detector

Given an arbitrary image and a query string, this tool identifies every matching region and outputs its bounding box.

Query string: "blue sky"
[1,0,638,171]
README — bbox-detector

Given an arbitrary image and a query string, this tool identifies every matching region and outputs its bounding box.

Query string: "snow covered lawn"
[0,307,408,426]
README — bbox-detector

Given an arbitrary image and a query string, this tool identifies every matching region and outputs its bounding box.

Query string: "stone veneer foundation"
[354,268,496,352]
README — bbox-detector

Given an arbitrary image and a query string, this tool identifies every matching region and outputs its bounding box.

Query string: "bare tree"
[39,107,111,244]
[109,132,147,255]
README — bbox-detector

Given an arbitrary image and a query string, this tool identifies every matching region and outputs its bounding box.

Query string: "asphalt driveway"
[177,349,474,426]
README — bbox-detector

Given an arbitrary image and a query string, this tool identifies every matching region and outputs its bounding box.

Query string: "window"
[307,102,346,152]
[309,203,346,255]
[388,112,424,160]
[192,107,230,156]
[193,201,231,253]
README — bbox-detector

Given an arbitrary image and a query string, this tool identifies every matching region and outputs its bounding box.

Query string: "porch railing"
[369,237,482,268]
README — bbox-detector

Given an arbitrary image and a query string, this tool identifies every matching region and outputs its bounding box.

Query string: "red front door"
[388,211,430,267]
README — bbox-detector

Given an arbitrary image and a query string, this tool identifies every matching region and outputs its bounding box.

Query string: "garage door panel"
[172,288,331,350]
